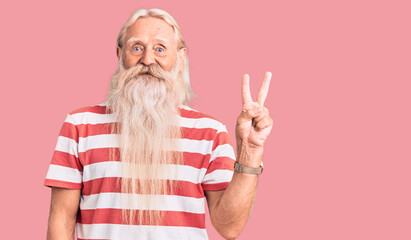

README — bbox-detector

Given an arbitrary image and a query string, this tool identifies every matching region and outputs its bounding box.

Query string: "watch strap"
[234,161,263,175]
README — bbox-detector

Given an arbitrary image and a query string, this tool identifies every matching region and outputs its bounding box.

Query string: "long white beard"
[106,58,184,226]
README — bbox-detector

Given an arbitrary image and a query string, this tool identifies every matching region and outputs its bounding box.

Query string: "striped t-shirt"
[44,103,236,240]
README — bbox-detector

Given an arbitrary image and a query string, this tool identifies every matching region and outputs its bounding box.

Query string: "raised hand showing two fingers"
[236,72,274,149]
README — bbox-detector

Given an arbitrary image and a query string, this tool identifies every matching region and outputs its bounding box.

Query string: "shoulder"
[68,102,107,115]
[66,102,111,125]
[179,105,228,134]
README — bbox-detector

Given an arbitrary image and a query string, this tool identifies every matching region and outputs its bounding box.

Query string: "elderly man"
[45,8,273,240]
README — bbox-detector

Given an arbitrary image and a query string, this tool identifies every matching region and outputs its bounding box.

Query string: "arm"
[206,146,263,240]
[206,72,273,239]
[47,187,81,240]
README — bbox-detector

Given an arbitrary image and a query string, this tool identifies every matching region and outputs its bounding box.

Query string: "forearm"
[46,214,76,240]
[211,143,263,239]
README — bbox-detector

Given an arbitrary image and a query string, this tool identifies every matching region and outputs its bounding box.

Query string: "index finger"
[257,71,272,106]
[241,74,253,104]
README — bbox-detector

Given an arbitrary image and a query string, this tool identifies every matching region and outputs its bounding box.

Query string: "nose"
[140,50,156,66]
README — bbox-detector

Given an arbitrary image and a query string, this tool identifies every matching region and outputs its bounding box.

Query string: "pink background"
[1,0,410,239]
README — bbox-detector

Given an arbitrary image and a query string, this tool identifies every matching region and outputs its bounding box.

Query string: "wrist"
[236,141,264,168]
[236,138,264,151]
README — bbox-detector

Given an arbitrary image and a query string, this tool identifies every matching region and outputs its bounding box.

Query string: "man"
[45,8,273,240]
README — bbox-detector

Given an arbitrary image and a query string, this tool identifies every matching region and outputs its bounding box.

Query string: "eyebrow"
[126,37,170,46]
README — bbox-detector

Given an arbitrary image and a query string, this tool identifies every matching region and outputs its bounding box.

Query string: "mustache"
[121,63,175,83]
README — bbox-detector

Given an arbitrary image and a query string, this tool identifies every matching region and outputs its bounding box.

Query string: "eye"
[133,46,141,52]
[156,47,165,53]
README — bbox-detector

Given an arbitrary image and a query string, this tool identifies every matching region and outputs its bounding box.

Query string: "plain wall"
[1,0,410,239]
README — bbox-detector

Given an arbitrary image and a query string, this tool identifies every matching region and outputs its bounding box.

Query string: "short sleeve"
[44,114,83,189]
[201,124,236,191]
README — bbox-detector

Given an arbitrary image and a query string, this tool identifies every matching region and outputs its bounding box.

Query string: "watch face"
[234,161,241,171]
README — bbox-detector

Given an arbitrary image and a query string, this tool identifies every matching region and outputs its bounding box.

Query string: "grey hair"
[116,8,195,105]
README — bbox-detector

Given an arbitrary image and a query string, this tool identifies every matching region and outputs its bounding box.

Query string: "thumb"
[239,103,263,121]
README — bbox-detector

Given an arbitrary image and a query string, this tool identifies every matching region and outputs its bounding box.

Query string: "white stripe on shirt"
[209,143,236,163]
[69,111,227,133]
[202,169,234,185]
[76,134,214,155]
[82,161,207,184]
[77,223,208,240]
[46,164,82,183]
[80,193,205,213]
[55,136,78,157]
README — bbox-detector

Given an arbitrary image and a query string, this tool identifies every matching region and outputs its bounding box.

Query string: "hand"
[236,72,274,149]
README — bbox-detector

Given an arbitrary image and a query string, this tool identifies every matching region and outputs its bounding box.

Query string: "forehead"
[124,16,176,45]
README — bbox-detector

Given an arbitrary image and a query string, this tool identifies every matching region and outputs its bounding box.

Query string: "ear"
[178,48,187,70]
[116,46,122,60]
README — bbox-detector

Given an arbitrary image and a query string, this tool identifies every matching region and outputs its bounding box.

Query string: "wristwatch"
[234,161,264,175]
